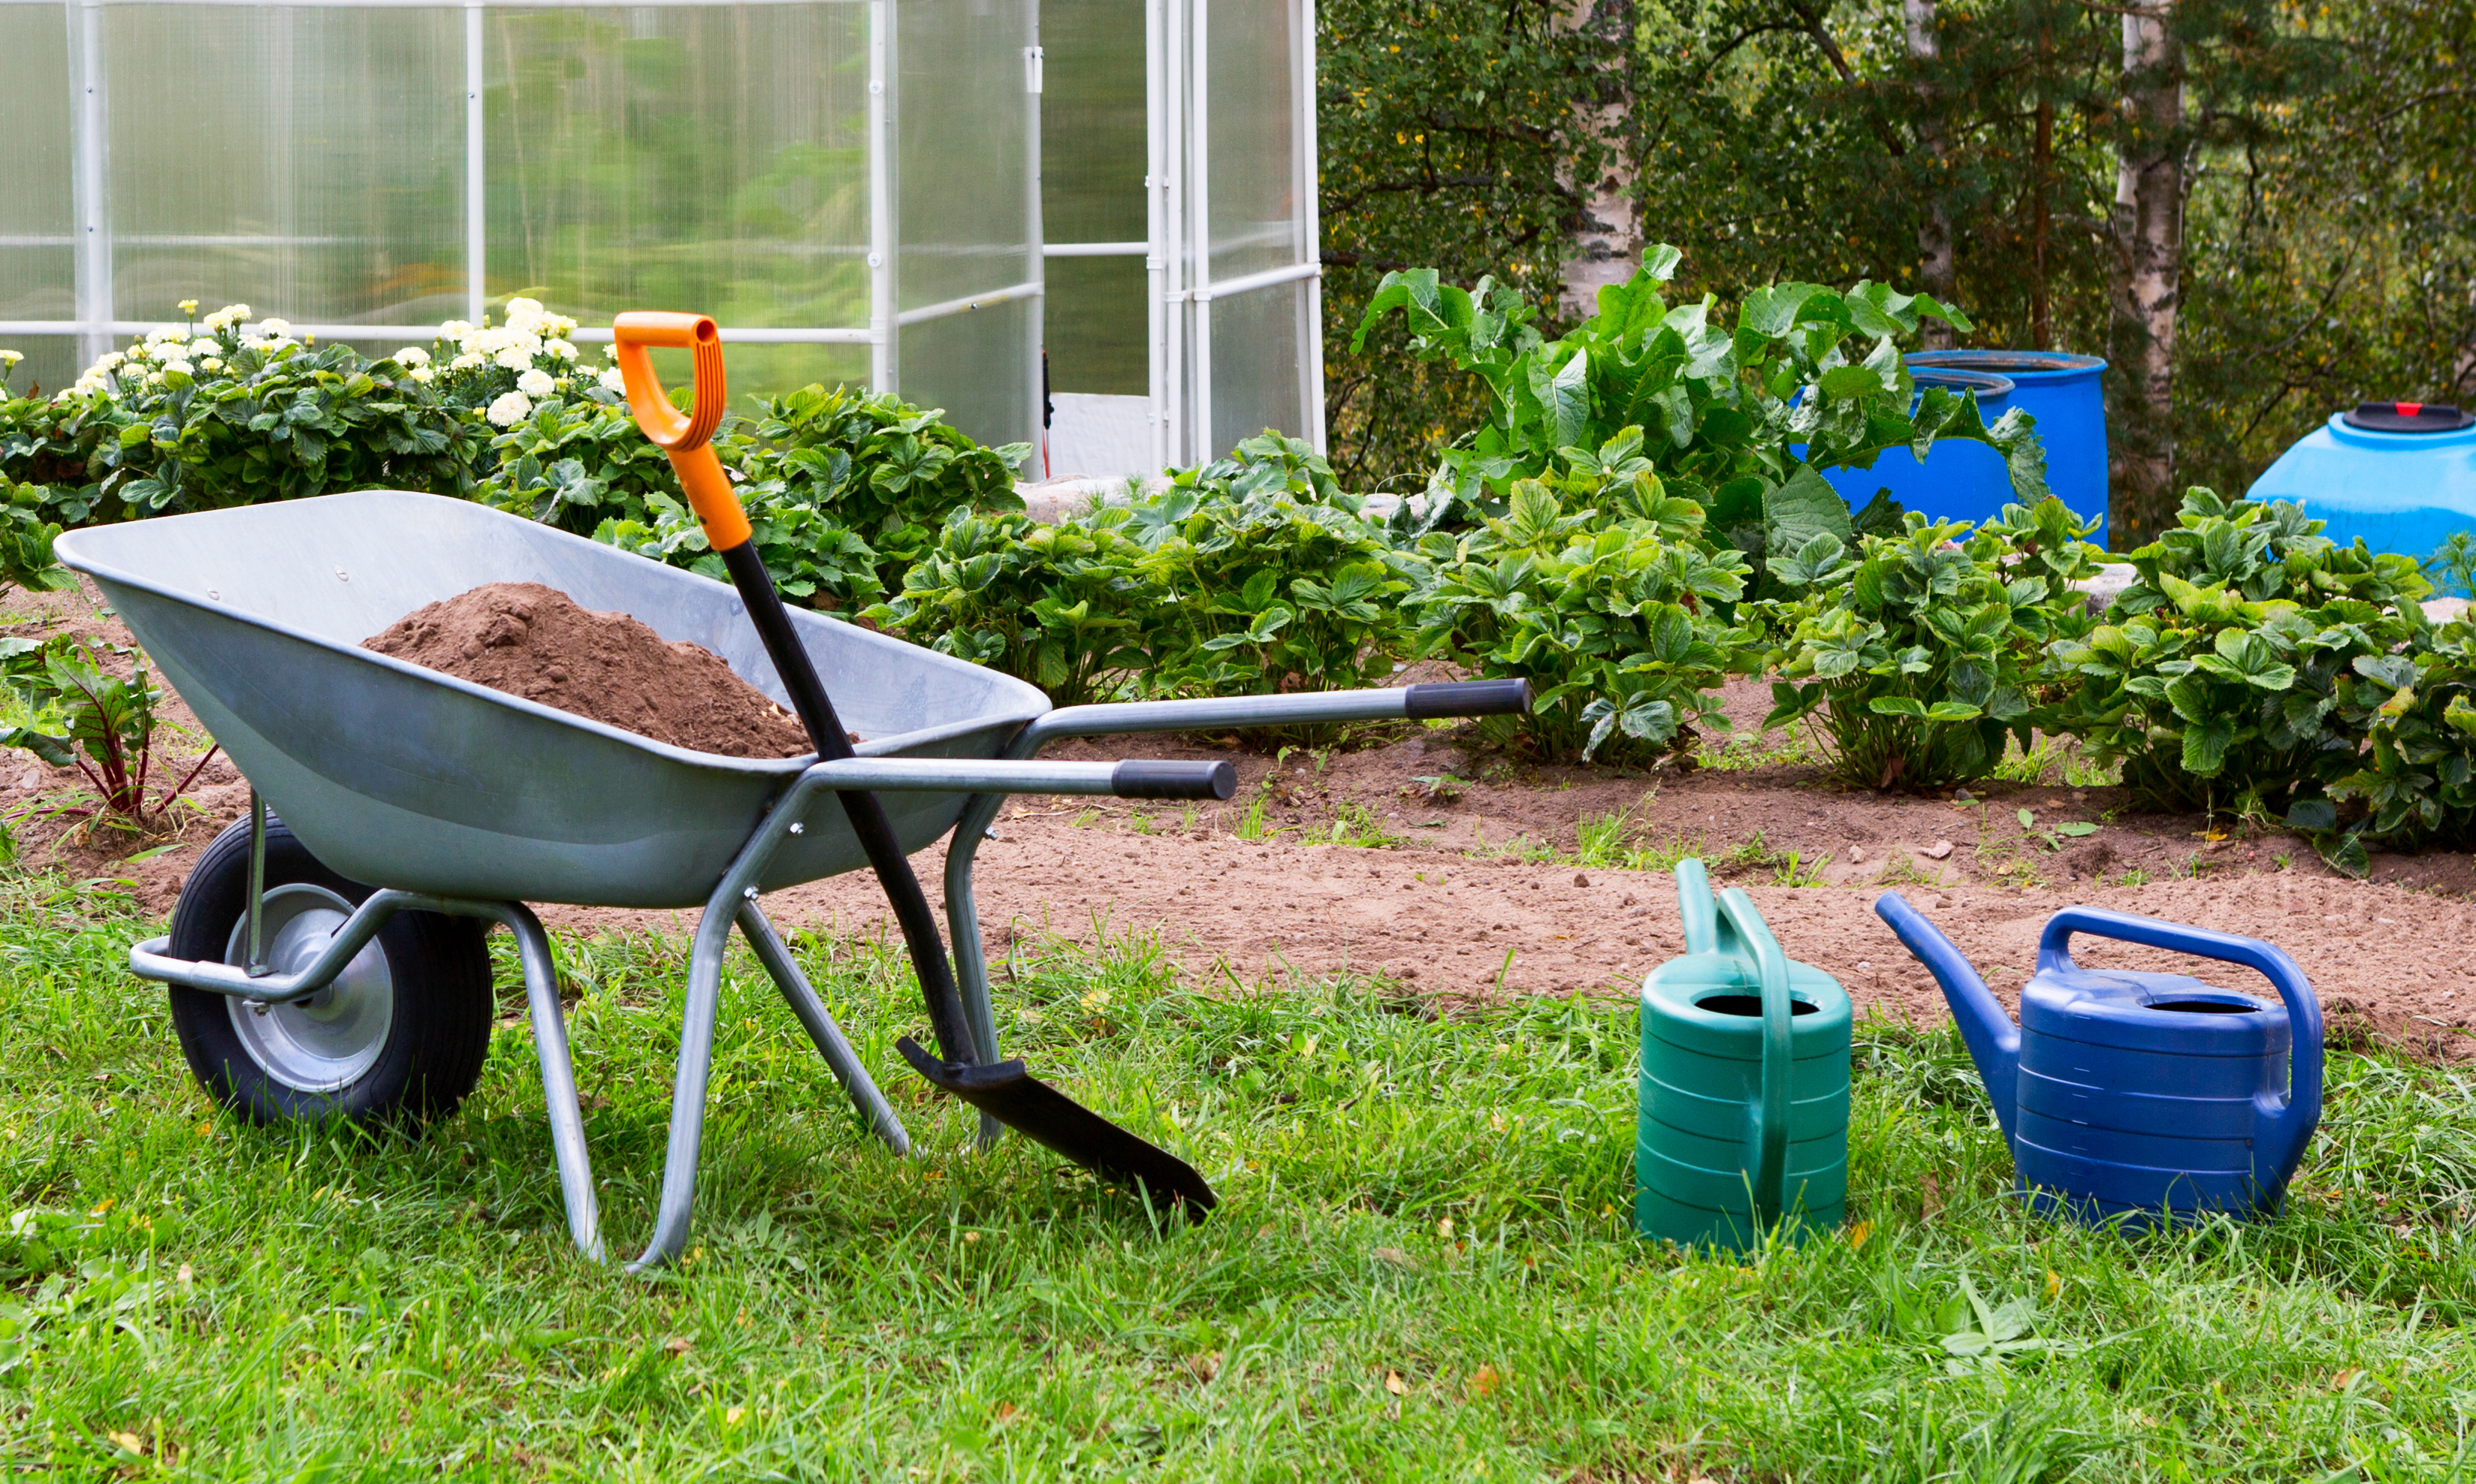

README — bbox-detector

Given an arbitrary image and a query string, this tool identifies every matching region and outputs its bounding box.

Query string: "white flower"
[439,319,472,342]
[494,345,535,373]
[451,352,483,371]
[199,356,224,373]
[486,390,533,427]
[257,318,291,338]
[125,341,152,362]
[409,366,435,384]
[516,368,554,397]
[603,343,620,361]
[148,327,187,348]
[190,338,219,357]
[202,303,250,332]
[94,351,124,371]
[502,297,545,333]
[391,345,430,368]
[240,336,267,352]
[0,350,20,367]
[161,359,194,378]
[598,365,627,394]
[544,338,578,362]
[542,313,577,339]
[145,371,165,386]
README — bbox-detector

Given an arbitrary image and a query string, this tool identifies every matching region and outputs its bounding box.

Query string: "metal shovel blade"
[896,1037,1217,1220]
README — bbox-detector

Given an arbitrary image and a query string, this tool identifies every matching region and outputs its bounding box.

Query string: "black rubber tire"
[165,814,494,1127]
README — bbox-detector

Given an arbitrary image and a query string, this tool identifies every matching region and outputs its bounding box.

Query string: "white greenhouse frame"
[1041,0,1324,471]
[1,0,1046,450]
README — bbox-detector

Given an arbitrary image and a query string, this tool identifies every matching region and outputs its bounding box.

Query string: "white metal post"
[465,0,485,324]
[1024,0,1045,466]
[1185,0,1210,463]
[1295,0,1325,452]
[1151,0,1183,468]
[867,0,896,394]
[68,0,110,371]
[1144,0,1169,472]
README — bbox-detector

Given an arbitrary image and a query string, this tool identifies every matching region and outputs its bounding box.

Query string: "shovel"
[614,312,1218,1218]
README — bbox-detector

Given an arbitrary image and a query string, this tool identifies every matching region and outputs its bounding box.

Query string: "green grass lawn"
[3,870,2474,1480]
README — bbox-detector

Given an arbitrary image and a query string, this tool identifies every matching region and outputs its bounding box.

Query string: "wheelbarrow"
[53,318,1529,1271]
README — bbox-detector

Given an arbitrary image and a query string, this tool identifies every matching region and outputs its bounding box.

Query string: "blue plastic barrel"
[1817,368,2021,533]
[2245,403,2476,587]
[1904,351,2109,538]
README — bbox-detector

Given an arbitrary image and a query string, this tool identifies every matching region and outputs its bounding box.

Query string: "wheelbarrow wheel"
[165,814,494,1127]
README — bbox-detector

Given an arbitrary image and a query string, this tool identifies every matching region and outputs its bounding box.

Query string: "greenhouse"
[0,0,1323,468]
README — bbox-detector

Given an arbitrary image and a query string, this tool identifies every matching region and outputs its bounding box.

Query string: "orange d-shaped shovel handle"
[612,311,750,551]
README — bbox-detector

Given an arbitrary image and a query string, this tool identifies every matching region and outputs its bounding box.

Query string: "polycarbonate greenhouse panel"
[104,6,467,329]
[1205,275,1307,457]
[0,0,1038,452]
[893,0,1041,450]
[482,5,874,336]
[1201,0,1302,284]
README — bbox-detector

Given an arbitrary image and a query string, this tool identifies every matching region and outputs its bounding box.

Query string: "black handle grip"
[1404,678,1534,719]
[1111,760,1237,800]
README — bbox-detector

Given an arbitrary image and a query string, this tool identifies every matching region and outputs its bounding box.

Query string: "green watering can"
[1636,860,1852,1250]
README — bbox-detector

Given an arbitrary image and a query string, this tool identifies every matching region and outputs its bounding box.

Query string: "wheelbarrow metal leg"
[944,793,1008,1148]
[736,900,910,1157]
[491,901,604,1262]
[627,783,810,1274]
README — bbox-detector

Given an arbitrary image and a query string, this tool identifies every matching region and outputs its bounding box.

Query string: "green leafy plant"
[1414,480,1754,763]
[2043,488,2429,826]
[1,478,71,593]
[865,507,1168,708]
[1134,433,1421,701]
[2017,808,2099,852]
[1351,248,2047,544]
[2300,614,2476,875]
[0,633,218,829]
[1765,499,2103,792]
[2423,529,2476,599]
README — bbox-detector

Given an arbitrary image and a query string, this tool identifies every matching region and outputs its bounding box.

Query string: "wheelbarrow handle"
[611,312,749,551]
[1405,679,1532,718]
[803,756,1234,800]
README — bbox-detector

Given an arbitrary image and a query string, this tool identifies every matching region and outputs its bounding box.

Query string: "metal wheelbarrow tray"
[55,490,1526,1270]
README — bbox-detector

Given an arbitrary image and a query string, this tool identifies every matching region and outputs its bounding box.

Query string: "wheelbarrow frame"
[125,680,1485,1271]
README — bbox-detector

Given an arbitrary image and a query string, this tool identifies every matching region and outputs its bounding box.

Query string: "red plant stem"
[159,744,221,813]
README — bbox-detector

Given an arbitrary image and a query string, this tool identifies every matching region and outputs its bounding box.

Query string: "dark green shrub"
[864,508,1168,708]
[1764,497,2103,791]
[2043,487,2429,822]
[1414,480,1754,763]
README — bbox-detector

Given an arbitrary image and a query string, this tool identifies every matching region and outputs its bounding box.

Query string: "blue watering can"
[1874,894,2324,1226]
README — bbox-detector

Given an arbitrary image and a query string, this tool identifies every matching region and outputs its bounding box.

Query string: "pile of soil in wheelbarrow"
[363,582,814,759]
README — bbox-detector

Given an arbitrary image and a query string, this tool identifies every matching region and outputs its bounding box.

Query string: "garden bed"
[9,582,2472,1063]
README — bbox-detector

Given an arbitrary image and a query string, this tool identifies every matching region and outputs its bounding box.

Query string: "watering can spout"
[1873,891,2021,1145]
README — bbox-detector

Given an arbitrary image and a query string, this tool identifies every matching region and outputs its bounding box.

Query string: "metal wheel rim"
[222,883,395,1093]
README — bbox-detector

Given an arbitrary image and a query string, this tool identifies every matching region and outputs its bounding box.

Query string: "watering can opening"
[1695,994,1822,1018]
[2147,997,2260,1015]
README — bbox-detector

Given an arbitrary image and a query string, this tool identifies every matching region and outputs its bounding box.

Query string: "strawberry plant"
[1763,498,2102,792]
[1413,481,1754,763]
[2043,488,2429,826]
[865,507,1169,708]
[1134,433,1420,701]
[1,479,70,593]
[1351,246,2046,547]
[2294,616,2476,875]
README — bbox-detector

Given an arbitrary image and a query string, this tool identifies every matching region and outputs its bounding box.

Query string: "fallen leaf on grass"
[663,1336,693,1356]
[1844,1220,1873,1250]
[2332,1368,2366,1391]
[1384,1370,1406,1396]
[107,1431,146,1456]
[1467,1365,1503,1398]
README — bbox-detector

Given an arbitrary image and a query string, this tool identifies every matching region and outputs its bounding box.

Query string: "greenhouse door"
[1038,0,1323,477]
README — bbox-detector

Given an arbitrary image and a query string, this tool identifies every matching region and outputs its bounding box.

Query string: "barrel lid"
[2022,967,2289,1054]
[2341,401,2476,434]
[1907,349,2106,382]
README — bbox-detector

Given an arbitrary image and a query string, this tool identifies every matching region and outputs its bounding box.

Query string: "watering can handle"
[1715,887,1794,1227]
[2036,906,2325,1188]
[612,312,750,552]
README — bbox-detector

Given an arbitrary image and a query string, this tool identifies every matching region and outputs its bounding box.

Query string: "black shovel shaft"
[720,541,977,1064]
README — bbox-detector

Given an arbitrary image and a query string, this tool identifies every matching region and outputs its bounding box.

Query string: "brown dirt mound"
[361,581,811,759]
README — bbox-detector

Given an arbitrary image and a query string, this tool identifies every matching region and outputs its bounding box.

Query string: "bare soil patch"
[8,583,2474,1063]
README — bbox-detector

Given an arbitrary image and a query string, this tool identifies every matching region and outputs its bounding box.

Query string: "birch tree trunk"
[2109,1,2184,544]
[1904,0,1957,349]
[1557,0,1638,321]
